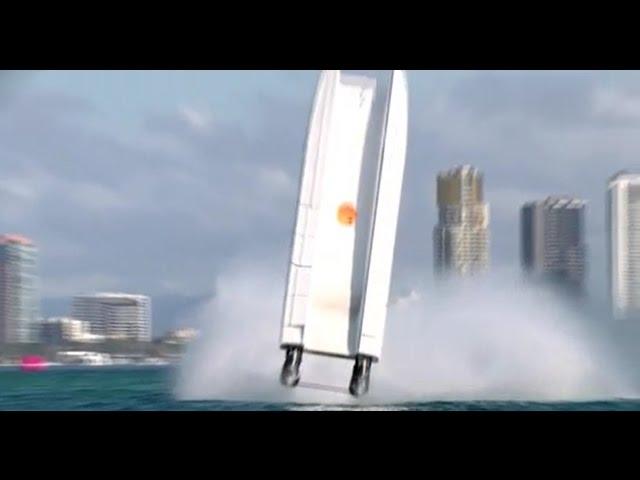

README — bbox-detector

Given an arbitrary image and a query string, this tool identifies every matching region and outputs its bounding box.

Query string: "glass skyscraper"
[520,196,586,292]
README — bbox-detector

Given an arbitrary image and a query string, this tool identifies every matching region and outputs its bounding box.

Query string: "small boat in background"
[20,355,48,372]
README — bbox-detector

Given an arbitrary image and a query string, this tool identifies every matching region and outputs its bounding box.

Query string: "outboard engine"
[280,346,303,387]
[349,355,372,397]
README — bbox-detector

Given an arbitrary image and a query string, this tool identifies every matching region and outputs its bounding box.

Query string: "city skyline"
[0,157,629,347]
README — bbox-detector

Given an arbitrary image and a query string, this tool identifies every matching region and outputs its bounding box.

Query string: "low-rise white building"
[71,293,152,342]
[41,317,105,344]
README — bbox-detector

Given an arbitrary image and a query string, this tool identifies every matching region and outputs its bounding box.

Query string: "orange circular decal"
[337,202,357,226]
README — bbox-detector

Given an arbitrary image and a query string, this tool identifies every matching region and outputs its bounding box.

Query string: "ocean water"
[1,365,640,411]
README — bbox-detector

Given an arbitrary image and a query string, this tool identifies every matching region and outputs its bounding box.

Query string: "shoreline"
[0,361,178,369]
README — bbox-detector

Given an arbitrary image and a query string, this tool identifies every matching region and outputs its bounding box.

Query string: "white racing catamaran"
[279,70,408,397]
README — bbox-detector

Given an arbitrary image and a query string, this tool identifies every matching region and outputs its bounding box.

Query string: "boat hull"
[280,70,408,362]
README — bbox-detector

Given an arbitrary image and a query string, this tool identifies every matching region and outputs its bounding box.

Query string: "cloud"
[67,182,128,212]
[0,175,41,202]
[446,71,597,127]
[42,272,123,298]
[593,87,640,122]
[178,105,213,132]
[0,77,310,305]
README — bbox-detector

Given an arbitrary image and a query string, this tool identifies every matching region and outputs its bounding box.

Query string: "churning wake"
[175,260,638,405]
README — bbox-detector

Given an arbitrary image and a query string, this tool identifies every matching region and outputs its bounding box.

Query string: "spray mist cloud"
[176,260,636,405]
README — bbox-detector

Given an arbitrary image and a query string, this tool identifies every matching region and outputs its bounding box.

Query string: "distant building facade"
[0,234,39,343]
[521,196,586,291]
[433,165,490,275]
[608,172,640,320]
[71,293,152,342]
[41,317,104,345]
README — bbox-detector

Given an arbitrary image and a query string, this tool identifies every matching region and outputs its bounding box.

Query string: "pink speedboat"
[20,356,47,372]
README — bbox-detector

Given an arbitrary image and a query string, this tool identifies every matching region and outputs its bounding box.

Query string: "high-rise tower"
[521,196,586,291]
[608,172,640,320]
[433,165,490,275]
[0,234,40,343]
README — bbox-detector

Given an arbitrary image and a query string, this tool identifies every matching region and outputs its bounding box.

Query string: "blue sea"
[1,365,640,410]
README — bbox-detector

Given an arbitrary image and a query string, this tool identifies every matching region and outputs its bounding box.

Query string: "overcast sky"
[1,70,640,302]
